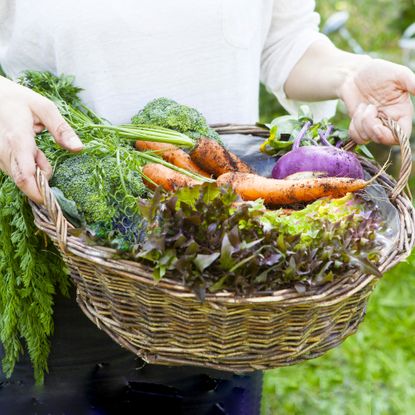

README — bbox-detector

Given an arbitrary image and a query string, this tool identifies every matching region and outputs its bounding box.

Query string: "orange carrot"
[216,172,367,205]
[135,141,210,177]
[135,141,177,152]
[190,137,253,177]
[142,163,202,192]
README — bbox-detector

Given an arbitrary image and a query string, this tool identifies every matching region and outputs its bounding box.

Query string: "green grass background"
[260,1,415,413]
[261,255,415,415]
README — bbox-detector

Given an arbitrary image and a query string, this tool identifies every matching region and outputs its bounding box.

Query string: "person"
[0,1,414,414]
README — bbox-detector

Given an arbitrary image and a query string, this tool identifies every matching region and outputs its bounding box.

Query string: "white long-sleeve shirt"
[0,0,336,125]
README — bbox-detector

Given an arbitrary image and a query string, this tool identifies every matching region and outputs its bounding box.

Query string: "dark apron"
[0,287,263,415]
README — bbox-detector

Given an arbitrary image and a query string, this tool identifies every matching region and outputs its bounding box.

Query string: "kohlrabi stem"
[318,125,334,147]
[305,138,319,146]
[293,121,312,150]
[336,140,344,148]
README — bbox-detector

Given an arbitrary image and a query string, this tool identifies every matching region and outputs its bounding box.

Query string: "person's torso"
[1,0,274,124]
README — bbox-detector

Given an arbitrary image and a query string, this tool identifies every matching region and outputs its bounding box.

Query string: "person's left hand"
[339,58,415,145]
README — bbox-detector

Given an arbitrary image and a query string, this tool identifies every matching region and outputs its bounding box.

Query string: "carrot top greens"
[0,71,208,383]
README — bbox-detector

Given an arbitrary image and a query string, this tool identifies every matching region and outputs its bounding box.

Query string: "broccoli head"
[51,153,145,225]
[131,97,222,143]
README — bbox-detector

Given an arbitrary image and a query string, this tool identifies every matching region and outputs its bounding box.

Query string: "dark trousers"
[0,288,263,415]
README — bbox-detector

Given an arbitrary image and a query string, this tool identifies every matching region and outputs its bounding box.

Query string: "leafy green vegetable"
[51,153,148,250]
[260,105,374,159]
[131,97,223,144]
[51,153,145,223]
[0,174,69,384]
[19,71,195,148]
[20,71,209,248]
[52,155,114,224]
[130,184,384,298]
[51,187,83,228]
[21,71,156,250]
[22,71,209,247]
[0,70,203,382]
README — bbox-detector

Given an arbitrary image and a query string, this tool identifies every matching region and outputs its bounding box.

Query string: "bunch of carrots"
[139,138,368,206]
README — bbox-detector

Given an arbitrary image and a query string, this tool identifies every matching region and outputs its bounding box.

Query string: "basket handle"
[344,117,412,200]
[35,167,69,250]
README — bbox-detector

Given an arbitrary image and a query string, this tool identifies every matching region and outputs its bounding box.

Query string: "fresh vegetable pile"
[132,185,383,298]
[0,72,210,381]
[0,71,388,382]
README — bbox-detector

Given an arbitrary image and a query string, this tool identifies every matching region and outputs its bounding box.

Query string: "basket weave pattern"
[31,120,415,373]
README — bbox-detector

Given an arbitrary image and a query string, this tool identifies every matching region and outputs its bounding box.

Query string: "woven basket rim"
[30,122,415,306]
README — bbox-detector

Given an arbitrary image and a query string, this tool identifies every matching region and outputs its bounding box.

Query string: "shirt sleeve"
[0,0,14,68]
[260,0,337,121]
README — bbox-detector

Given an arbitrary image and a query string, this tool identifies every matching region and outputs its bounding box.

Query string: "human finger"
[10,142,43,204]
[371,124,397,145]
[349,104,369,144]
[399,66,415,95]
[377,107,412,145]
[33,123,45,134]
[359,104,395,144]
[30,97,84,151]
[349,118,368,144]
[35,148,53,180]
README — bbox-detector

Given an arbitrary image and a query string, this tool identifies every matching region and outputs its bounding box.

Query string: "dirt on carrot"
[190,137,253,177]
[216,172,367,205]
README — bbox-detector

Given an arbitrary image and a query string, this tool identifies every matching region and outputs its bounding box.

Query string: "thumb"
[35,148,53,180]
[31,97,84,151]
[400,66,415,95]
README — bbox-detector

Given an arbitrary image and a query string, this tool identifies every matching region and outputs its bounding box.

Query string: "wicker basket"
[31,118,415,373]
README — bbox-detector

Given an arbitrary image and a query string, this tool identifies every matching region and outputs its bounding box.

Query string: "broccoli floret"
[131,97,222,144]
[132,98,205,132]
[51,154,144,225]
[51,154,115,224]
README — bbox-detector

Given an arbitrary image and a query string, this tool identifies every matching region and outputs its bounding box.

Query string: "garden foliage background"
[260,1,415,414]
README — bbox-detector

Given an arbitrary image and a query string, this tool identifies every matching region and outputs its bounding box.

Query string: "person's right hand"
[0,76,83,203]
